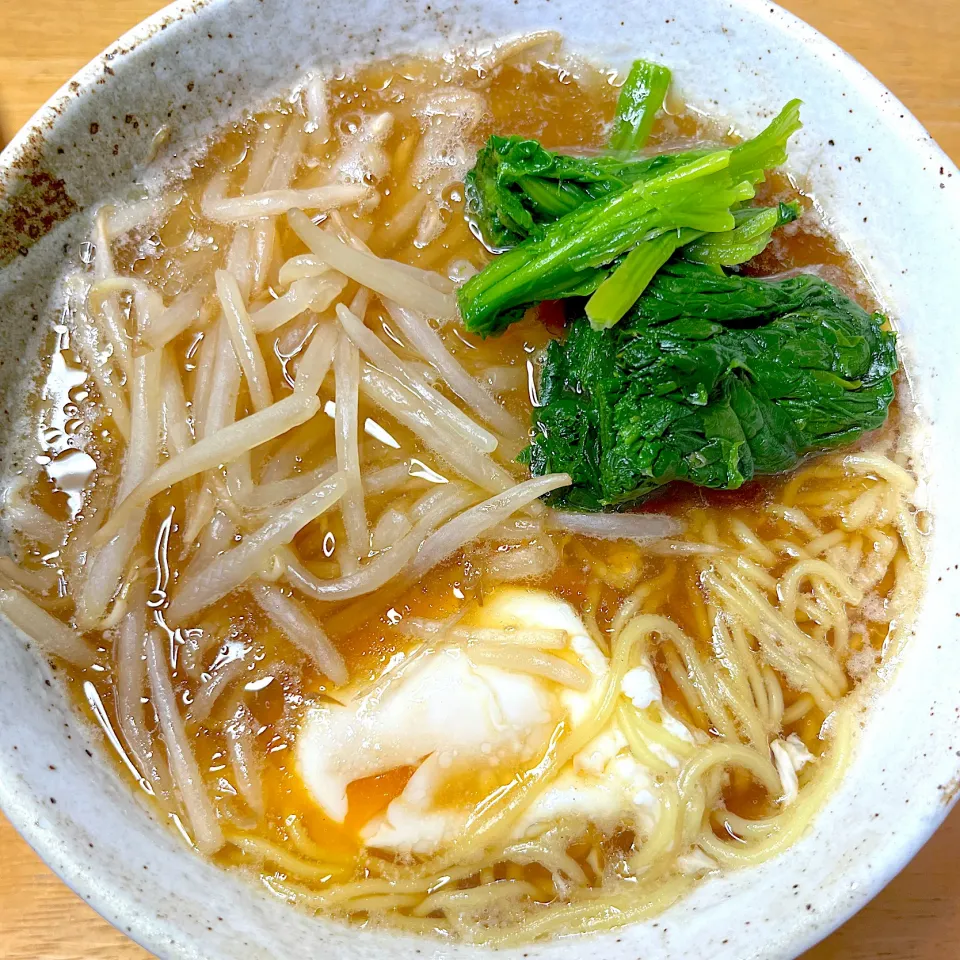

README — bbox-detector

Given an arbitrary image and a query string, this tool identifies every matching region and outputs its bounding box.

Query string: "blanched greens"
[526,265,897,510]
[467,138,670,250]
[458,61,899,511]
[459,101,803,335]
[464,58,686,251]
[609,59,673,153]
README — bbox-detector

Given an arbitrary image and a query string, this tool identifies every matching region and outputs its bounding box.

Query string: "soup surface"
[0,35,925,944]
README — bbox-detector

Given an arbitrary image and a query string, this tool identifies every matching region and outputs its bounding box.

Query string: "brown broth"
[9,43,919,923]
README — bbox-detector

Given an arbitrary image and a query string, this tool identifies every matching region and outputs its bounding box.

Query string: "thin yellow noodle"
[805,528,847,557]
[729,620,771,727]
[843,453,917,492]
[854,527,899,592]
[369,914,448,935]
[647,616,737,739]
[492,873,694,945]
[782,693,815,726]
[677,741,781,844]
[718,809,781,839]
[782,462,845,506]
[271,867,480,910]
[800,487,863,509]
[685,575,712,641]
[814,581,850,653]
[843,485,884,530]
[229,833,350,882]
[734,556,778,591]
[763,666,785,727]
[778,558,862,622]
[702,569,838,710]
[632,704,699,760]
[768,504,821,538]
[580,579,609,654]
[346,893,426,913]
[412,879,537,918]
[808,491,882,525]
[768,538,810,559]
[897,500,923,565]
[729,518,777,565]
[700,709,852,866]
[629,779,680,874]
[708,616,769,748]
[617,704,675,773]
[663,645,711,729]
[716,562,846,692]
[610,562,677,639]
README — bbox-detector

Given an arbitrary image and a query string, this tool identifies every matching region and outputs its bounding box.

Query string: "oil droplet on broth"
[38,324,97,518]
[44,450,97,518]
[409,459,448,484]
[363,417,401,449]
[150,509,176,607]
[322,531,336,558]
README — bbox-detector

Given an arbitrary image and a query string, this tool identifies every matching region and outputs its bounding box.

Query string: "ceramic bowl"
[1,1,958,957]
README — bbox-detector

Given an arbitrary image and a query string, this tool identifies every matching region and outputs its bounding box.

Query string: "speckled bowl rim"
[0,1,958,958]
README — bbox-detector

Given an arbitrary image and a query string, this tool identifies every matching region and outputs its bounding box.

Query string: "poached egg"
[295,586,671,855]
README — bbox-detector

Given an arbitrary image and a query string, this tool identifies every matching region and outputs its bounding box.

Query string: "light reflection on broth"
[0,35,925,945]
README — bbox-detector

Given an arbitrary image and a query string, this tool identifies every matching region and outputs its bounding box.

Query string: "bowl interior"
[1,1,959,958]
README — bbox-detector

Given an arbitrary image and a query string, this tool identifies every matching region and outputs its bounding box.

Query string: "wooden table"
[1,1,958,957]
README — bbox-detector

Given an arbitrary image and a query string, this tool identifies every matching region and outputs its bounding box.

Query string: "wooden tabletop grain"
[1,2,959,957]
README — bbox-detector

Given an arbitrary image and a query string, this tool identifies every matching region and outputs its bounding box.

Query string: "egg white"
[296,586,685,855]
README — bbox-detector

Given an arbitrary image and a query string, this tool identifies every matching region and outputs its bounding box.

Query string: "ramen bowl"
[0,0,958,957]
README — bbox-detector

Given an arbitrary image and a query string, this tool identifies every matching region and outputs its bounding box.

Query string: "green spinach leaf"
[459,102,803,337]
[527,269,897,509]
[610,59,673,152]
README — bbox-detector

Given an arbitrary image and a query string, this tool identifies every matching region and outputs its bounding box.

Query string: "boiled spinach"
[459,101,803,335]
[526,266,898,509]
